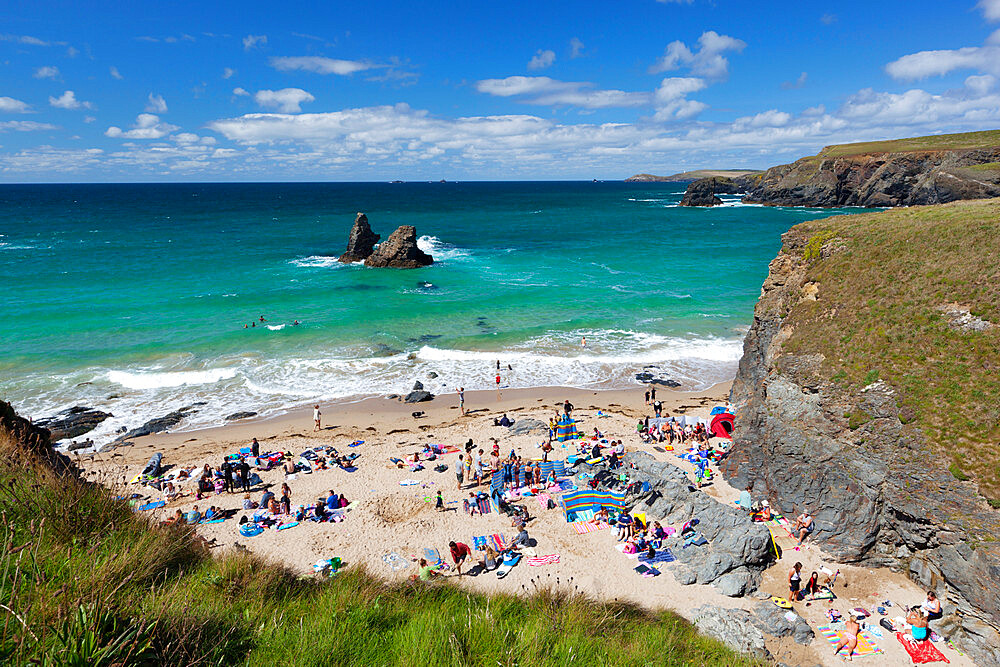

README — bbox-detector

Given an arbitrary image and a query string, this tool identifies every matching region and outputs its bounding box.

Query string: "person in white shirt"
[313,404,322,431]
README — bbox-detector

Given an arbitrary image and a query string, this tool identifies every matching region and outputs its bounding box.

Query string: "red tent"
[710,413,735,438]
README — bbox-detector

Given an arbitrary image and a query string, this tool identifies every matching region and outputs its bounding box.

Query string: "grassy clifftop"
[0,415,756,666]
[815,129,1000,159]
[781,198,1000,500]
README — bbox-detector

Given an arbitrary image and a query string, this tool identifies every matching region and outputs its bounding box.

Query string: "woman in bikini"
[788,562,803,600]
[833,614,860,661]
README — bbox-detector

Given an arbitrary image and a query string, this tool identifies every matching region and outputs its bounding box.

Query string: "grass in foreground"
[781,198,1000,500]
[0,425,759,666]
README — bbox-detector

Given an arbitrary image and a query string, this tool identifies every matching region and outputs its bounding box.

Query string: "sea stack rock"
[338,212,381,263]
[679,176,741,207]
[364,225,433,269]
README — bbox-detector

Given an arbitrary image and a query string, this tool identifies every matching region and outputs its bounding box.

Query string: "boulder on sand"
[338,213,381,263]
[364,226,433,269]
[404,390,434,403]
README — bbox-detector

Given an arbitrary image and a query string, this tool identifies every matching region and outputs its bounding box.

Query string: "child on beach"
[435,490,444,511]
[456,454,464,490]
[313,404,322,431]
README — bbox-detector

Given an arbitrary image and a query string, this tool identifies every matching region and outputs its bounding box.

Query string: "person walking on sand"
[239,457,251,492]
[456,387,465,415]
[495,372,501,400]
[313,404,322,431]
[456,454,465,490]
[644,389,650,405]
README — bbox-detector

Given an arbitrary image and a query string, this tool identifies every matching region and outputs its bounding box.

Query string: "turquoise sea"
[0,182,856,446]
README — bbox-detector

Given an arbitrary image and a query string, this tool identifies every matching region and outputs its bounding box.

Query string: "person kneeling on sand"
[479,545,499,572]
[509,528,530,550]
[410,558,440,582]
[832,614,859,660]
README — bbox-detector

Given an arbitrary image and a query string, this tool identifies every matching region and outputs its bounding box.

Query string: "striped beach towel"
[489,533,507,552]
[527,554,560,566]
[572,520,608,534]
[817,625,883,657]
[536,492,553,509]
[551,459,567,478]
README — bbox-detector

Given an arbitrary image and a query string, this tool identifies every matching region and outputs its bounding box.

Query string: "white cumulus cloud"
[33,66,59,79]
[223,67,236,79]
[269,56,376,75]
[253,88,315,113]
[527,49,556,70]
[886,44,1000,79]
[243,34,267,51]
[980,0,1000,20]
[110,66,123,80]
[649,30,746,78]
[145,93,168,113]
[49,90,94,110]
[570,37,585,58]
[104,113,179,139]
[0,96,32,113]
[476,76,650,108]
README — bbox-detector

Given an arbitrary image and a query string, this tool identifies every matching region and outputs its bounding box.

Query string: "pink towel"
[527,554,560,566]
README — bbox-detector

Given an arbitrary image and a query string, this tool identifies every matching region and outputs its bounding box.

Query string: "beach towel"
[527,554,560,566]
[473,536,488,550]
[382,552,410,572]
[137,500,165,511]
[638,548,676,564]
[896,633,950,664]
[399,479,420,486]
[489,534,507,552]
[634,563,660,577]
[817,625,883,658]
[536,493,553,509]
[614,543,640,560]
[572,520,607,534]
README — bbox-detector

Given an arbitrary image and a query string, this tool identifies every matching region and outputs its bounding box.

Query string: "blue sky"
[1,0,999,181]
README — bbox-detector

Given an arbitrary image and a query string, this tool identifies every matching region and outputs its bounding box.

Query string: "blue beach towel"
[638,548,676,564]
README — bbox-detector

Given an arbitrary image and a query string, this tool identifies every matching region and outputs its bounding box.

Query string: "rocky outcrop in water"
[364,225,433,269]
[106,404,202,450]
[338,212,381,263]
[721,225,1000,666]
[678,176,744,206]
[35,406,112,441]
[741,147,1000,207]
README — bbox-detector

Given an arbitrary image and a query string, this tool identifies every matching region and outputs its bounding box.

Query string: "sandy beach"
[81,385,975,667]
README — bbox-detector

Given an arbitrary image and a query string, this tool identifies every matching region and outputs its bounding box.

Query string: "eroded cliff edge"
[721,199,1000,666]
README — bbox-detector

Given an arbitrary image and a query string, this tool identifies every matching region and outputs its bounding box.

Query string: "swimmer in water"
[292,320,300,326]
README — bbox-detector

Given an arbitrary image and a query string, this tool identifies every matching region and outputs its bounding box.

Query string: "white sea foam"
[266,324,286,331]
[16,329,741,451]
[106,367,238,390]
[417,235,470,262]
[289,255,343,268]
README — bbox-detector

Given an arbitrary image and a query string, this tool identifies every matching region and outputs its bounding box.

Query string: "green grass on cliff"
[815,129,1000,158]
[0,427,756,667]
[782,198,1000,500]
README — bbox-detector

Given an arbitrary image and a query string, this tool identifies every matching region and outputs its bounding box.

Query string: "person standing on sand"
[653,400,662,418]
[650,386,656,402]
[495,372,501,400]
[449,540,472,575]
[644,389,650,405]
[313,405,322,431]
[456,387,465,415]
[223,460,234,493]
[239,458,251,492]
[251,437,260,458]
[456,454,465,490]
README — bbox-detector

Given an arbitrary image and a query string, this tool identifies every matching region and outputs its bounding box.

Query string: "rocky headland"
[337,213,433,268]
[721,198,1000,666]
[625,169,761,183]
[678,129,1000,208]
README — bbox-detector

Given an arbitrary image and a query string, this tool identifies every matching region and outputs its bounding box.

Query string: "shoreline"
[81,381,734,453]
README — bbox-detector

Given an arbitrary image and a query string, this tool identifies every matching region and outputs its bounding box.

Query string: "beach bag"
[880,618,894,632]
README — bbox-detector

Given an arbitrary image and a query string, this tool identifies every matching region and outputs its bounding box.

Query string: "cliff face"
[722,201,1000,666]
[742,147,1000,207]
[678,176,745,206]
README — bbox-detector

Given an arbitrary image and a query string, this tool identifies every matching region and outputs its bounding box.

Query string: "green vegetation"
[963,162,1000,172]
[782,198,1000,500]
[0,427,757,666]
[815,129,1000,158]
[950,463,972,482]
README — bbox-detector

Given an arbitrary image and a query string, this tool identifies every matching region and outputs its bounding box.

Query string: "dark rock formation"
[106,405,200,449]
[225,411,258,421]
[364,226,433,269]
[721,226,1000,665]
[403,390,434,403]
[507,418,549,437]
[623,452,773,595]
[743,148,1000,207]
[35,406,112,441]
[679,176,744,206]
[0,400,74,475]
[338,212,380,263]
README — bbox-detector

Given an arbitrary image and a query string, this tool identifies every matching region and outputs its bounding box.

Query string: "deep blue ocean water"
[0,182,857,445]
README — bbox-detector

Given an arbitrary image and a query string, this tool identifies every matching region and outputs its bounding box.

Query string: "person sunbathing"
[479,545,499,572]
[832,614,859,660]
[163,509,184,526]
